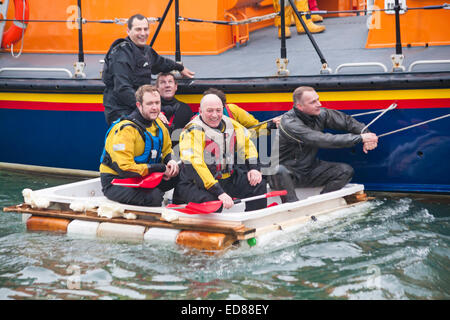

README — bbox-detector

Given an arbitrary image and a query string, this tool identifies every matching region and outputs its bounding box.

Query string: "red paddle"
[111,172,165,188]
[167,201,222,214]
[167,190,287,214]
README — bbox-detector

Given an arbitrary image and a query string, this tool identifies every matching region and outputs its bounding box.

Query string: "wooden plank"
[265,201,367,232]
[175,216,245,229]
[3,204,251,237]
[6,204,172,228]
[124,209,161,219]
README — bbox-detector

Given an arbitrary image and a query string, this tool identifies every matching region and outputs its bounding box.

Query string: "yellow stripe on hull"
[1,88,449,104]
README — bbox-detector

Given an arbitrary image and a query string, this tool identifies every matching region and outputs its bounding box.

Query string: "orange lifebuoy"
[1,0,29,49]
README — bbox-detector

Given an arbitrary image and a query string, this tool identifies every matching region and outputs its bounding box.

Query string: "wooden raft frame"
[2,192,369,241]
[2,203,253,239]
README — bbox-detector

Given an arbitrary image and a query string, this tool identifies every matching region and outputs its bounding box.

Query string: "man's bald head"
[200,94,223,111]
[199,94,223,128]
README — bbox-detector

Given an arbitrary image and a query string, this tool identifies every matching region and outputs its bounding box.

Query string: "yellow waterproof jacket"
[100,116,173,177]
[179,115,260,196]
[225,103,272,137]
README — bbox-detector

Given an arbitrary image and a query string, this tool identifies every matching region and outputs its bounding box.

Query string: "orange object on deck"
[316,0,362,17]
[366,0,450,48]
[26,216,71,233]
[2,0,275,55]
[176,230,236,253]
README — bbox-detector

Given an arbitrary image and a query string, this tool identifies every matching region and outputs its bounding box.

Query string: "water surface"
[0,170,449,300]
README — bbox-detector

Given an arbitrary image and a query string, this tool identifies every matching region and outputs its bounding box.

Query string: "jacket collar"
[126,37,149,67]
[128,109,154,128]
[161,97,179,106]
[293,106,315,124]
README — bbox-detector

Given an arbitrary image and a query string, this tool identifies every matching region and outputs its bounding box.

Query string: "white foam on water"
[96,285,146,299]
[17,266,60,284]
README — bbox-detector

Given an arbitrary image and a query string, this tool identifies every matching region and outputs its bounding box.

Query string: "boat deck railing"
[0,67,73,78]
[0,0,449,79]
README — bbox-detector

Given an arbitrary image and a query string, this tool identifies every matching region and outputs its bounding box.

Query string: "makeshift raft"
[3,178,369,254]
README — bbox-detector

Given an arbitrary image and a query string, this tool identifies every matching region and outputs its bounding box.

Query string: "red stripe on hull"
[1,98,449,112]
[322,99,450,110]
[190,98,450,112]
[0,100,104,111]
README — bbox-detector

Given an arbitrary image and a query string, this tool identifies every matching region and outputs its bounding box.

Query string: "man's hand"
[363,141,378,154]
[158,113,169,125]
[218,193,234,209]
[163,160,179,180]
[271,116,282,128]
[180,67,195,78]
[361,133,378,154]
[247,169,262,186]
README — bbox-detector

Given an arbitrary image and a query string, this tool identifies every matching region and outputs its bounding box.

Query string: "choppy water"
[0,169,449,300]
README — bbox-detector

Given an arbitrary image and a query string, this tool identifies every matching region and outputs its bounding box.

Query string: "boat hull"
[1,73,449,193]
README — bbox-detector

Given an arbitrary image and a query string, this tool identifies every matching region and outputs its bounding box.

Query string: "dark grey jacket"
[102,37,184,125]
[274,107,366,175]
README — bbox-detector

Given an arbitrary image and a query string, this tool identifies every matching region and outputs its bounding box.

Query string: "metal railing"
[0,67,73,78]
[1,1,449,77]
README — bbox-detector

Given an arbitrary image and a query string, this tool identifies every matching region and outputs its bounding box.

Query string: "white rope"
[378,113,450,138]
[352,109,390,117]
[361,103,397,133]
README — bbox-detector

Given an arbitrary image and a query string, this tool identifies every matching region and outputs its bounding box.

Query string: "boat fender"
[97,204,124,219]
[26,216,70,233]
[144,227,180,243]
[1,0,29,49]
[22,188,50,209]
[67,220,100,238]
[176,231,236,253]
[97,222,145,241]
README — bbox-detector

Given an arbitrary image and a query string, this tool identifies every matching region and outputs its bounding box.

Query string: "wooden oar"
[111,172,165,188]
[167,190,288,214]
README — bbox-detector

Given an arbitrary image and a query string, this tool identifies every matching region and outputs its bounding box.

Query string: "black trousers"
[268,160,354,202]
[101,173,179,207]
[174,168,268,211]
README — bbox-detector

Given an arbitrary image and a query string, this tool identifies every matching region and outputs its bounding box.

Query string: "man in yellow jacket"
[175,93,267,211]
[100,84,179,206]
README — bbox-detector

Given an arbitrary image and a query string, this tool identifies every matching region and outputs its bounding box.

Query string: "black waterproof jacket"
[161,97,193,133]
[274,107,366,176]
[102,37,184,125]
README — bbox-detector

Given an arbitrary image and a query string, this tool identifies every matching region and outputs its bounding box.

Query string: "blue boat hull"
[1,74,449,193]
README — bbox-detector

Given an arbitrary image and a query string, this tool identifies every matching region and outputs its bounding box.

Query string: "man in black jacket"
[269,86,378,202]
[156,72,193,138]
[102,13,195,125]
